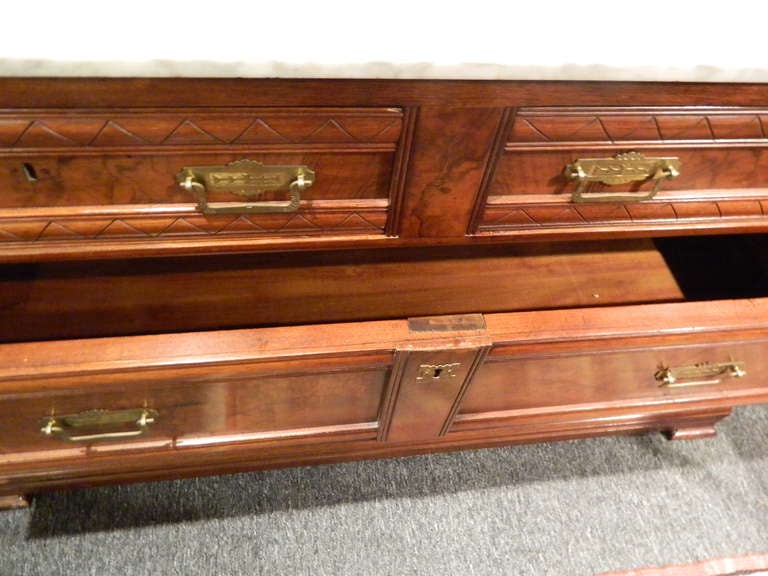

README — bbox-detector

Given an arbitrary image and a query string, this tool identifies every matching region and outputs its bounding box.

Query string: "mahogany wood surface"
[474,106,768,235]
[2,80,768,260]
[0,240,683,342]
[3,298,768,498]
[3,77,768,504]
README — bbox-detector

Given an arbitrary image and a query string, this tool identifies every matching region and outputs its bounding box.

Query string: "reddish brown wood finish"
[3,78,768,506]
[381,343,490,442]
[0,106,409,256]
[4,80,768,260]
[398,107,504,238]
[0,240,683,342]
[3,298,768,500]
[474,106,768,237]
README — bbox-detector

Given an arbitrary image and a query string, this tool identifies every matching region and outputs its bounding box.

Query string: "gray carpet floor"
[2,405,768,576]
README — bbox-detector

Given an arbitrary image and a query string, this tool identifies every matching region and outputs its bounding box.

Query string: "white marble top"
[3,1,768,82]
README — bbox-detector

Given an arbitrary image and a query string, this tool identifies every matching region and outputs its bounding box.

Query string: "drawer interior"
[0,235,766,343]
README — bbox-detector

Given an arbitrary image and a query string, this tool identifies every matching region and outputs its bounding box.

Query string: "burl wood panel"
[474,107,768,236]
[399,107,504,238]
[0,240,683,342]
[0,107,410,251]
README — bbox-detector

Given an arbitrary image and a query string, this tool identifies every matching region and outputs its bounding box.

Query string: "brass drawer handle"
[655,361,746,388]
[176,159,314,214]
[40,408,158,442]
[565,152,680,203]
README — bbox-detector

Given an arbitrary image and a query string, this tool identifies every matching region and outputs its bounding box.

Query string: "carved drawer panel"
[473,107,768,238]
[0,107,413,259]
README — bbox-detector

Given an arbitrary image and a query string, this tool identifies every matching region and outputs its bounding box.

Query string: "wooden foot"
[662,408,732,441]
[0,494,30,510]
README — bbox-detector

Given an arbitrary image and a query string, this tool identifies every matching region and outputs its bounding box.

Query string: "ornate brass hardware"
[416,363,461,380]
[40,408,158,442]
[564,152,680,203]
[176,159,314,214]
[655,361,746,388]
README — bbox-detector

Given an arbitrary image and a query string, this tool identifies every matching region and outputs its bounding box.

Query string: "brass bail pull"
[176,160,315,215]
[565,152,681,203]
[40,408,159,442]
[655,361,746,388]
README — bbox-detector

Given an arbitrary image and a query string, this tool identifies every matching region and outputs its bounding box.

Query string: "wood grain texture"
[4,77,768,500]
[507,107,768,146]
[0,240,683,342]
[458,339,768,417]
[0,354,389,459]
[0,106,410,257]
[398,107,504,238]
[382,344,489,442]
[4,79,768,108]
[3,297,768,496]
[475,106,768,236]
[4,81,768,259]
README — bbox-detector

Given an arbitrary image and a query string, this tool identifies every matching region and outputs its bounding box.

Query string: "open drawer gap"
[0,235,766,343]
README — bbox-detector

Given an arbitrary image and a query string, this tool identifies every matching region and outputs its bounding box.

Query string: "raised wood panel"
[475,107,768,236]
[0,107,414,258]
[0,152,395,208]
[380,344,489,442]
[0,352,392,462]
[458,339,768,417]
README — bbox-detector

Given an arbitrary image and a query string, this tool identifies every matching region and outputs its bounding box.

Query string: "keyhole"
[22,163,38,182]
[432,367,443,379]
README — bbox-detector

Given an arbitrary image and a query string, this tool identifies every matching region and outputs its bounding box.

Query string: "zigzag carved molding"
[0,209,388,243]
[509,107,768,146]
[479,198,768,231]
[0,108,403,149]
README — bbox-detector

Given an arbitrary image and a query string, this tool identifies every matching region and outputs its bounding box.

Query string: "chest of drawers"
[2,78,768,508]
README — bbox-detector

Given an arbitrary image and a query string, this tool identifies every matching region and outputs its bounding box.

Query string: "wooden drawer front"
[0,107,410,258]
[454,338,768,431]
[0,354,390,463]
[474,107,768,237]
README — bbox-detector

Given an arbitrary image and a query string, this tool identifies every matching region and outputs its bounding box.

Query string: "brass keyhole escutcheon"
[416,363,461,381]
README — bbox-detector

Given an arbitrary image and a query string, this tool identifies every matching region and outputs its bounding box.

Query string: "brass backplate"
[176,159,314,198]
